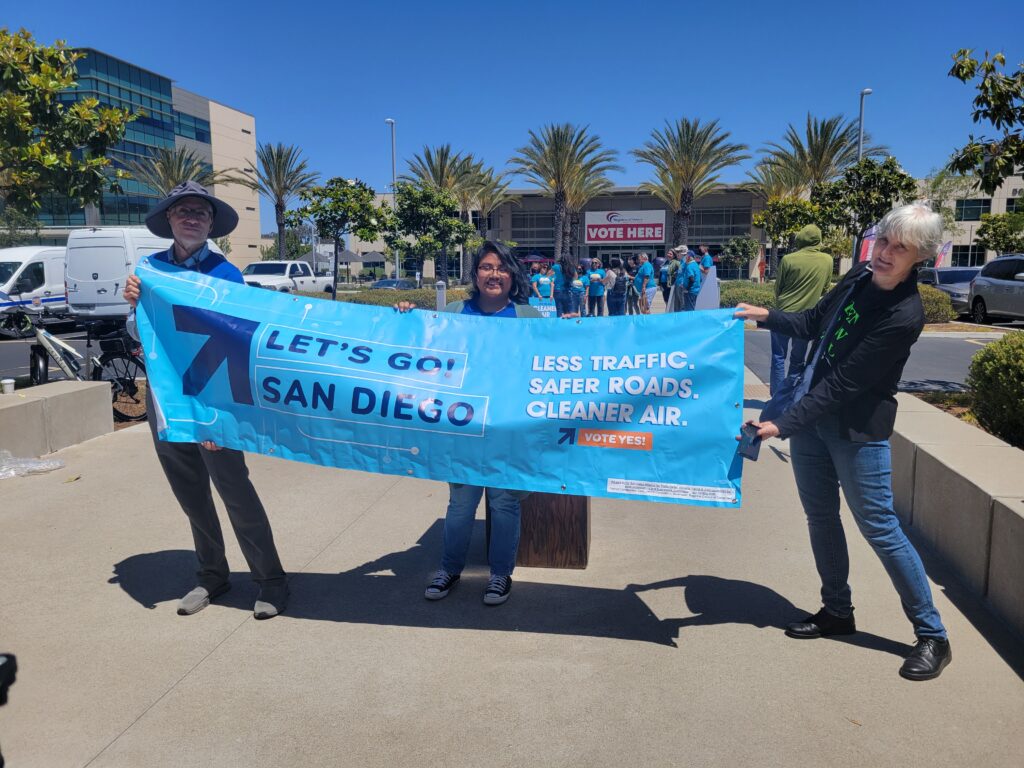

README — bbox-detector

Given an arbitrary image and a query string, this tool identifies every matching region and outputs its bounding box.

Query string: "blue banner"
[136,258,746,506]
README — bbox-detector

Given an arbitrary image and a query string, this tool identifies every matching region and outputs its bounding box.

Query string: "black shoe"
[785,607,856,639]
[899,637,951,681]
[424,570,460,600]
[483,574,512,606]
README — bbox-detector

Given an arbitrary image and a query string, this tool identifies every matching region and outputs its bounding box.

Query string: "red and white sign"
[584,210,665,244]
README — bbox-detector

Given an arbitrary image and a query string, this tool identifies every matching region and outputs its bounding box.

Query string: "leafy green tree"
[0,28,135,212]
[0,204,39,247]
[721,235,760,270]
[510,123,619,265]
[762,114,886,196]
[259,228,306,261]
[753,198,819,275]
[811,157,918,241]
[126,146,238,196]
[384,182,476,286]
[947,49,1024,194]
[466,166,518,281]
[632,118,749,247]
[239,142,318,260]
[287,178,382,298]
[975,212,1024,255]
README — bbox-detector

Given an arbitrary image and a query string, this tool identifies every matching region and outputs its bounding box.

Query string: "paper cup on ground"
[0,379,14,395]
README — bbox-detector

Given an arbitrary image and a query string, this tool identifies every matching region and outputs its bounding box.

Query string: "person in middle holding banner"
[396,241,540,606]
[585,258,606,317]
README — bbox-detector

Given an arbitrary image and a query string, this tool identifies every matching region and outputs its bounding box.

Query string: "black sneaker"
[899,637,952,681]
[424,570,459,600]
[785,607,856,639]
[483,574,512,606]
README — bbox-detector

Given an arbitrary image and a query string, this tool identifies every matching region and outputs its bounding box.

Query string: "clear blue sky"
[8,0,1024,231]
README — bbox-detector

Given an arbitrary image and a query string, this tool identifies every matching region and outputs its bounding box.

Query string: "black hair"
[470,240,531,304]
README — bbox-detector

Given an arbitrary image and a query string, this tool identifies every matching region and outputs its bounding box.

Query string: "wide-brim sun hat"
[144,180,239,239]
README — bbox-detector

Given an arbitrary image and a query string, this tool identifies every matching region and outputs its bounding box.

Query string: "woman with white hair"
[734,203,951,681]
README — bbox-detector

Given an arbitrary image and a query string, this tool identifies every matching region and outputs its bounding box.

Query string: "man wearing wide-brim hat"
[124,181,289,619]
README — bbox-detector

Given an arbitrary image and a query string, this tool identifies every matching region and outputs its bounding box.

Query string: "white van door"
[66,230,133,318]
[42,249,68,313]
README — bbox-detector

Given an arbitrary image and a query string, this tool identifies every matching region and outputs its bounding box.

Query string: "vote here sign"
[584,210,666,244]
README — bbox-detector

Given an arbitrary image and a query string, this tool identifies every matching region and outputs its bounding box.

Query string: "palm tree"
[761,113,886,195]
[632,118,749,248]
[239,143,318,260]
[564,171,614,259]
[125,146,239,196]
[742,161,805,202]
[472,167,518,239]
[509,123,620,264]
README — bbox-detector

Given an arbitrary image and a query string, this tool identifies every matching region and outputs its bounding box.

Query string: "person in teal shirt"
[585,259,606,317]
[698,244,714,278]
[531,264,554,299]
[570,266,587,316]
[681,251,702,311]
[633,252,655,314]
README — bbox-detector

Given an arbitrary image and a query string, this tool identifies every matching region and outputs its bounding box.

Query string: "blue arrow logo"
[173,305,259,405]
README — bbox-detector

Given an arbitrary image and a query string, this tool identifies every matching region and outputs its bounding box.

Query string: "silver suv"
[969,254,1024,324]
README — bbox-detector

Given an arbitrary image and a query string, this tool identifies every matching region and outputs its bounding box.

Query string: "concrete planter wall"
[891,393,1024,641]
[0,381,113,458]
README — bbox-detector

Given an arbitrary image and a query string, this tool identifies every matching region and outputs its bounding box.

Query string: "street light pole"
[857,88,872,161]
[384,117,397,277]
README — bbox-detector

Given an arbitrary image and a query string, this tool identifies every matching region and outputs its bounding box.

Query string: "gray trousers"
[147,413,285,589]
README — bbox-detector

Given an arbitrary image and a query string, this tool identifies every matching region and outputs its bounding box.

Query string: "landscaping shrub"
[719,280,776,310]
[917,284,956,324]
[335,287,470,308]
[966,331,1024,449]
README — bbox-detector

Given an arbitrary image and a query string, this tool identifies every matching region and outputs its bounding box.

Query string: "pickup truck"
[241,261,334,294]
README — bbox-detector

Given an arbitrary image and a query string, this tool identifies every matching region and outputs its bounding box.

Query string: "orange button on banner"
[578,429,653,451]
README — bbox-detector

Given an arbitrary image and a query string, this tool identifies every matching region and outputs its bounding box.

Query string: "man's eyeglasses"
[170,206,213,222]
[477,264,511,276]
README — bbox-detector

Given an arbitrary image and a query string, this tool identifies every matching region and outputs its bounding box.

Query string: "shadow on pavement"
[109,522,916,656]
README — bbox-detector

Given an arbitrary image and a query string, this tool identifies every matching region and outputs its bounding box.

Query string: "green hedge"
[314,287,470,307]
[917,284,956,324]
[719,281,777,309]
[966,331,1024,449]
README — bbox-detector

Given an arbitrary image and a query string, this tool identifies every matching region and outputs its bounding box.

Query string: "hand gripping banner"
[136,258,746,507]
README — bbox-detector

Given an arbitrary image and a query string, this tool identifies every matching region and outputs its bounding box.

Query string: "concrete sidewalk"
[0,370,1022,768]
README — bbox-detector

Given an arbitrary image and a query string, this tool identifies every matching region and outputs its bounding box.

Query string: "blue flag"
[136,258,746,506]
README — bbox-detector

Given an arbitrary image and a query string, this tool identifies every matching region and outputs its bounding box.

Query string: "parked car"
[241,261,333,294]
[370,279,418,290]
[0,246,68,316]
[968,254,1024,324]
[917,266,979,315]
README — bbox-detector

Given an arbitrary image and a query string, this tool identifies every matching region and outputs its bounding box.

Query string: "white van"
[0,246,69,315]
[65,227,173,319]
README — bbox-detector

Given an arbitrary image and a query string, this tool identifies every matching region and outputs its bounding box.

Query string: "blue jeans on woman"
[789,416,947,639]
[770,331,809,396]
[607,292,626,316]
[441,484,522,577]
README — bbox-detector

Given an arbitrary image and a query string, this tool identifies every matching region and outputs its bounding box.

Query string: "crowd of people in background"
[527,244,718,318]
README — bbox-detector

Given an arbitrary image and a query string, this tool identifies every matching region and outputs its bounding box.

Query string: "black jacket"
[764,261,924,442]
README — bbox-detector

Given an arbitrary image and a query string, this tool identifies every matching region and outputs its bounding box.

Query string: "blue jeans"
[683,291,698,311]
[607,293,626,316]
[769,331,809,396]
[789,417,946,639]
[440,484,522,577]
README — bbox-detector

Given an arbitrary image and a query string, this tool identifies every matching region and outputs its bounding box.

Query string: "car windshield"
[242,263,288,276]
[0,261,22,285]
[938,269,979,284]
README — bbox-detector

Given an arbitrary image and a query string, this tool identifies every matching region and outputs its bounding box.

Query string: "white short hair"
[876,202,944,261]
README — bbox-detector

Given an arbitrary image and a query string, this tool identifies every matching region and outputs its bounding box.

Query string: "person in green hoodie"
[770,224,833,395]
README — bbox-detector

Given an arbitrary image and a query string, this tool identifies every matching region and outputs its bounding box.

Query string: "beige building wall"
[208,101,261,268]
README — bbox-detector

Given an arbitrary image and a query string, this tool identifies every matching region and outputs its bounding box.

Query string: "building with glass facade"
[37,49,262,264]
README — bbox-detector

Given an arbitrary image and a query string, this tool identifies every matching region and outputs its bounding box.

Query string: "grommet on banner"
[734,402,740,408]
[561,484,567,490]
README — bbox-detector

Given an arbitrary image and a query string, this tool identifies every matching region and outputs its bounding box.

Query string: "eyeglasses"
[477,264,512,276]
[170,206,213,222]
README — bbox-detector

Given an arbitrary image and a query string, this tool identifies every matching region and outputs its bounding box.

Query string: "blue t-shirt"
[659,265,669,285]
[634,261,654,291]
[683,261,702,294]
[570,276,586,295]
[531,273,554,298]
[585,269,606,297]
[460,297,517,318]
[151,244,242,283]
[550,262,564,292]
[700,253,714,271]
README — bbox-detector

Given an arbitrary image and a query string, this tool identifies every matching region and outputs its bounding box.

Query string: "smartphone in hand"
[738,423,762,461]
